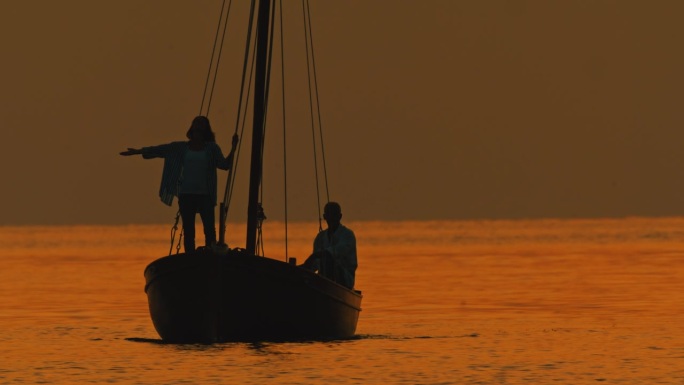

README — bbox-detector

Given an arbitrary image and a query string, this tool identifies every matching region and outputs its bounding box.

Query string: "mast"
[246,0,272,254]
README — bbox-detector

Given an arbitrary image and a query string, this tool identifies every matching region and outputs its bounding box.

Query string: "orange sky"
[2,1,684,225]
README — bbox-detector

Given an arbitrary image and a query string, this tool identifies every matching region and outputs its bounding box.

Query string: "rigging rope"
[171,0,331,256]
[169,210,182,255]
[226,43,257,212]
[199,0,234,116]
[172,0,234,252]
[206,0,234,115]
[278,0,289,262]
[172,0,250,251]
[304,0,330,204]
[301,0,329,231]
[218,0,258,246]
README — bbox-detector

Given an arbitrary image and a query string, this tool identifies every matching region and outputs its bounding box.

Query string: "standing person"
[303,202,358,289]
[120,116,238,252]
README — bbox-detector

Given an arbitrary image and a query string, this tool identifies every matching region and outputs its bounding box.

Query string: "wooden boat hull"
[144,249,362,343]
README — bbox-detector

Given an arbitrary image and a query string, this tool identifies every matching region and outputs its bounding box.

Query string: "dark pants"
[178,194,216,252]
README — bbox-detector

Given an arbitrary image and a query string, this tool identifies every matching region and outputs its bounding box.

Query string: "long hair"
[186,115,216,142]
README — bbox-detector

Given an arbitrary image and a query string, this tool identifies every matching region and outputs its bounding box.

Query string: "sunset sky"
[2,1,684,225]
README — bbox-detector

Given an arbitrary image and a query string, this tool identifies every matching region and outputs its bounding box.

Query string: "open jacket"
[141,141,232,206]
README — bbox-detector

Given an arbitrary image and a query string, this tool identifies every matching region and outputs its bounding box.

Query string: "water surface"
[1,218,683,383]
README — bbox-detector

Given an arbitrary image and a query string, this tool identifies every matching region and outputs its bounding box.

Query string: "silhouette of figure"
[303,202,358,289]
[120,116,238,252]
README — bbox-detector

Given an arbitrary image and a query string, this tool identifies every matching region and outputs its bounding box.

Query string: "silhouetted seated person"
[302,202,357,289]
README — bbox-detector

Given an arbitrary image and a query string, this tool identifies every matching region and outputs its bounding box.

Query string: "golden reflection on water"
[1,218,684,383]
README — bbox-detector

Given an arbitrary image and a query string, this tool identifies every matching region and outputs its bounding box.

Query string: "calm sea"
[1,218,684,384]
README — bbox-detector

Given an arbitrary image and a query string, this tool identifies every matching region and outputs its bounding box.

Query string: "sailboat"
[143,0,362,343]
